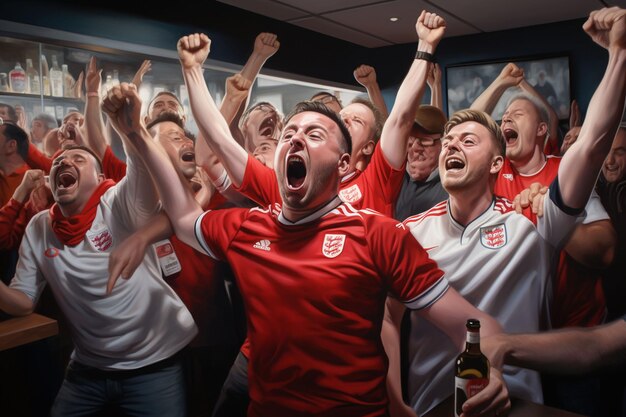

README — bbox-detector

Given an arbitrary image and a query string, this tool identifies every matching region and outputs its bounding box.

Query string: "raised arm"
[380,10,446,169]
[354,64,389,119]
[220,32,279,125]
[470,63,524,114]
[0,169,45,250]
[131,60,152,88]
[240,32,280,88]
[103,82,204,252]
[83,57,109,160]
[101,83,159,227]
[105,60,152,160]
[178,33,249,187]
[427,62,444,111]
[220,73,253,128]
[12,169,45,205]
[220,73,252,148]
[570,99,582,130]
[559,6,626,209]
[194,130,227,184]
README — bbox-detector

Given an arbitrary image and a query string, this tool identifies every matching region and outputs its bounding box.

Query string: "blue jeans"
[50,355,187,417]
[211,351,249,417]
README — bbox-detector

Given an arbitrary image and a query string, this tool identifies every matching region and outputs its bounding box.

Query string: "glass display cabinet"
[0,20,363,135]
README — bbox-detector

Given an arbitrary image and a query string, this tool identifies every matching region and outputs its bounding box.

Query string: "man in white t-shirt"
[0,83,197,417]
[384,7,626,416]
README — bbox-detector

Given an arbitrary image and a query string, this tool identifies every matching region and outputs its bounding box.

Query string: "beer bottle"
[455,318,489,417]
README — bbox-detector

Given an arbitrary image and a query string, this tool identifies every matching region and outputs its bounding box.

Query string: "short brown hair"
[445,109,506,157]
[285,101,352,155]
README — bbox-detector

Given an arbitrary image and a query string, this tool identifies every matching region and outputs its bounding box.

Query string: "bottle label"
[467,331,479,344]
[454,376,488,417]
[29,76,41,95]
[50,70,63,97]
[10,72,26,93]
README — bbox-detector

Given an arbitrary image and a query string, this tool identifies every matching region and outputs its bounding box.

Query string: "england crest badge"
[322,234,346,258]
[87,227,113,252]
[339,184,362,204]
[480,224,507,249]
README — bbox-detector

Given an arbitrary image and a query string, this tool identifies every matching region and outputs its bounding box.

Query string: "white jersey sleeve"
[581,189,610,224]
[9,212,48,303]
[108,152,161,232]
[537,180,584,249]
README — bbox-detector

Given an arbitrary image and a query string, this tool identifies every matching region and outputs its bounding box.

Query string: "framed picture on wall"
[445,55,571,121]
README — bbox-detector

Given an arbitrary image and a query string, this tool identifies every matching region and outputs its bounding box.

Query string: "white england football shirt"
[403,183,580,415]
[10,154,197,370]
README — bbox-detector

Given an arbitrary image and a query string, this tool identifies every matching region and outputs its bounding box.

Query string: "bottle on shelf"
[62,64,76,98]
[112,69,120,85]
[41,54,50,96]
[9,62,27,94]
[25,58,40,95]
[49,55,64,97]
[0,73,9,92]
[455,318,490,417]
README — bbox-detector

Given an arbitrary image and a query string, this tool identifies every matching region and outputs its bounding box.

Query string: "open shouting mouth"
[502,127,518,146]
[445,156,465,172]
[286,155,306,190]
[55,169,78,194]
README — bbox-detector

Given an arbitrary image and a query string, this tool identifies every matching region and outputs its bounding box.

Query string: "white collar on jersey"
[516,154,550,177]
[278,196,343,226]
[340,171,357,183]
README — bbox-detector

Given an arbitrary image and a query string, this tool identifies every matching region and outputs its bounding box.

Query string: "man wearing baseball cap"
[394,104,448,221]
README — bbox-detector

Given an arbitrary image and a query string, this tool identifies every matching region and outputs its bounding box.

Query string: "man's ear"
[97,173,106,183]
[490,154,504,175]
[536,122,548,138]
[5,139,17,153]
[361,140,375,156]
[338,153,351,177]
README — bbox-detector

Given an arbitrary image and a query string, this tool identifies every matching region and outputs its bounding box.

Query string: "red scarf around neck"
[50,179,116,246]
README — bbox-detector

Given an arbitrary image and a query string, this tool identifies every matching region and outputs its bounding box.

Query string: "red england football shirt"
[102,146,127,182]
[159,236,234,348]
[495,156,561,200]
[195,197,446,417]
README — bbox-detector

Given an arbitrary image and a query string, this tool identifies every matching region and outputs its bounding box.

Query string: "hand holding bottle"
[455,319,510,417]
[455,319,490,416]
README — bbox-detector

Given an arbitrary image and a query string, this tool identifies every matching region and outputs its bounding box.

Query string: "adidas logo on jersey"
[503,173,514,181]
[253,239,271,251]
